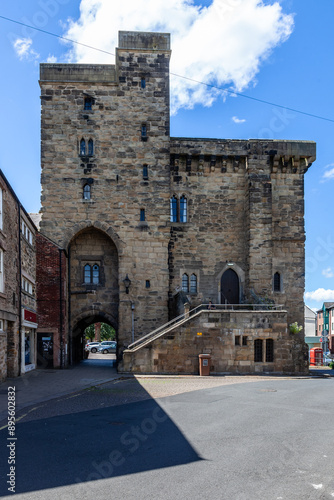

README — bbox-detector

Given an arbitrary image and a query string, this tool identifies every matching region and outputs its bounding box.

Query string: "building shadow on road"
[0,377,202,496]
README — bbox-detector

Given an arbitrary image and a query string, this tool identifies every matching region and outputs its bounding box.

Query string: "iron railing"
[125,303,285,352]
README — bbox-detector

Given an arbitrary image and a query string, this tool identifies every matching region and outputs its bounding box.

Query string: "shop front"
[21,309,38,374]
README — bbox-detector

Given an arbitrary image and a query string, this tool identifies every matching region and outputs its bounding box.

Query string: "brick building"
[38,31,316,374]
[0,170,38,382]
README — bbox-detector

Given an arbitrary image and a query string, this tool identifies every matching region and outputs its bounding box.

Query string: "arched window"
[84,263,100,284]
[88,139,94,156]
[80,138,86,156]
[92,264,100,284]
[190,274,197,293]
[84,264,91,284]
[254,339,263,362]
[180,196,187,223]
[84,97,92,110]
[266,339,274,362]
[182,273,189,293]
[170,196,177,222]
[274,272,281,292]
[83,184,91,200]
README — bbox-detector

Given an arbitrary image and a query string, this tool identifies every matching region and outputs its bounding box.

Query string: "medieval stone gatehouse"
[39,31,316,374]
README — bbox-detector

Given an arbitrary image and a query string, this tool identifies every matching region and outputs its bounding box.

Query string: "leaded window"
[80,138,86,156]
[180,196,187,222]
[170,196,178,222]
[182,273,189,293]
[274,272,281,292]
[83,184,91,200]
[266,339,274,362]
[254,339,263,362]
[190,274,197,293]
[88,139,94,156]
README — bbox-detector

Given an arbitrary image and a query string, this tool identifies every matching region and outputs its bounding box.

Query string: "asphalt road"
[1,376,333,500]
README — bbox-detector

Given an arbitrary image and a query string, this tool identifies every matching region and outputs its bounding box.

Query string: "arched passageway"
[68,227,119,364]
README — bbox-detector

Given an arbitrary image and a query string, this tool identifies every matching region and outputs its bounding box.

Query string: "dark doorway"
[37,333,54,368]
[221,268,239,304]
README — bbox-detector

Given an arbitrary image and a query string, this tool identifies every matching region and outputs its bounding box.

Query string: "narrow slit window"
[141,77,146,89]
[274,272,281,292]
[141,124,147,141]
[170,196,178,222]
[190,274,197,293]
[146,280,150,288]
[143,165,148,180]
[182,273,189,293]
[80,138,86,156]
[140,209,145,221]
[242,336,248,346]
[84,97,92,110]
[180,196,187,222]
[235,336,240,346]
[83,184,91,200]
[88,139,94,156]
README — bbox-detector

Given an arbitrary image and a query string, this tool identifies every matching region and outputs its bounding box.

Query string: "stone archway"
[68,227,119,364]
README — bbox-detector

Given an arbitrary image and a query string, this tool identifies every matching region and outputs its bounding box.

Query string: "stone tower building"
[39,31,316,373]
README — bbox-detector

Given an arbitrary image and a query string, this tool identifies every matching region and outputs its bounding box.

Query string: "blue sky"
[0,0,333,310]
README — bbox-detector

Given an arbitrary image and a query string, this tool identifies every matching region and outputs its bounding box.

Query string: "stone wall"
[0,171,20,381]
[39,32,172,350]
[122,309,308,375]
[38,31,315,373]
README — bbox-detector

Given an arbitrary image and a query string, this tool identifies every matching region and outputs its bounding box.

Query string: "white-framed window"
[0,187,3,231]
[0,249,3,293]
[22,277,34,295]
[21,221,33,245]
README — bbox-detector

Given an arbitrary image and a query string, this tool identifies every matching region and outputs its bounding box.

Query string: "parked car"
[323,352,334,366]
[85,342,100,353]
[98,341,117,354]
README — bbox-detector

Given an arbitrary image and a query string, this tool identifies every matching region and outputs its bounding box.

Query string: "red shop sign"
[24,309,37,324]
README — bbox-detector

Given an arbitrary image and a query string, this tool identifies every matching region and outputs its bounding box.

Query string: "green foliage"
[329,361,334,370]
[84,323,116,341]
[289,322,303,334]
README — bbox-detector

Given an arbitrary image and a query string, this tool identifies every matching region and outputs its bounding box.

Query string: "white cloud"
[13,38,39,61]
[46,55,58,63]
[63,0,294,114]
[305,289,334,302]
[322,163,334,182]
[322,267,334,279]
[232,116,246,124]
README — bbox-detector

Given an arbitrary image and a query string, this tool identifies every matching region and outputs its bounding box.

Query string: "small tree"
[84,323,116,342]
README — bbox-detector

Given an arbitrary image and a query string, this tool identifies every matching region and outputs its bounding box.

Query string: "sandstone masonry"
[38,31,316,374]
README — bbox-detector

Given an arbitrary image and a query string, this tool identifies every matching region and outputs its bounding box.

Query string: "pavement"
[0,355,120,421]
[0,355,333,422]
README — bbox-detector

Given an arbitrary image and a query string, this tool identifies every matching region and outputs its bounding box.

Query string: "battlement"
[39,64,116,84]
[118,30,170,51]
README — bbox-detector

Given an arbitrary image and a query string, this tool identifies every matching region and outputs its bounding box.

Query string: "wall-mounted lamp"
[227,262,234,266]
[123,274,131,294]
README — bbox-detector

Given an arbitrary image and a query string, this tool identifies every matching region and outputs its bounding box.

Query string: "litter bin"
[199,354,211,376]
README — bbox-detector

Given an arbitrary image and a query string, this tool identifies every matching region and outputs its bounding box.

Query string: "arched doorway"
[71,313,117,364]
[68,227,119,364]
[221,268,240,304]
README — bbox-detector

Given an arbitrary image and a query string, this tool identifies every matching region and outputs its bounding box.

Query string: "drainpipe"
[131,302,135,344]
[59,249,63,368]
[18,205,22,376]
[68,245,72,366]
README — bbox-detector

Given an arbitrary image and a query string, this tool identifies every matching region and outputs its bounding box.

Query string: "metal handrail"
[126,303,285,351]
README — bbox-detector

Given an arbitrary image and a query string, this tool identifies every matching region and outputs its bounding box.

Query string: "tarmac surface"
[0,354,332,423]
[1,358,334,499]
